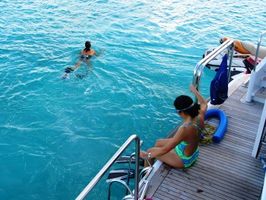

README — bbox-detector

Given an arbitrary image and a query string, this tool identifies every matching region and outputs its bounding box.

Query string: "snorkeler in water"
[62,41,96,79]
[80,41,96,60]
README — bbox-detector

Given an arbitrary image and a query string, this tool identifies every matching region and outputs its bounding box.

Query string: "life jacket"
[210,54,228,105]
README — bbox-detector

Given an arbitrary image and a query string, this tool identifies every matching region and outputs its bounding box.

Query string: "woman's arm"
[144,127,185,158]
[190,85,207,114]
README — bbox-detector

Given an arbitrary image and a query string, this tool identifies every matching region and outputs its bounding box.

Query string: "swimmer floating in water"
[62,41,96,79]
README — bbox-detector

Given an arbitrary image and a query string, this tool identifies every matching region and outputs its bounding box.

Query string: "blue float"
[204,109,228,143]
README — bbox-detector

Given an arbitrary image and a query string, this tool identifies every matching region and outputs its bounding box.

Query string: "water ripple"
[0,0,265,199]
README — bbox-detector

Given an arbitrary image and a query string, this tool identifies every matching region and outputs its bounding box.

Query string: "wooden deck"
[146,85,265,200]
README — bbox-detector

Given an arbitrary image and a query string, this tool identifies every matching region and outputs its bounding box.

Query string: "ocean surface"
[0,0,265,199]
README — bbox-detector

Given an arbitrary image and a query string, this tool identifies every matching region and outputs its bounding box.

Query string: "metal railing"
[246,31,266,102]
[75,134,141,200]
[254,31,266,71]
[192,38,234,90]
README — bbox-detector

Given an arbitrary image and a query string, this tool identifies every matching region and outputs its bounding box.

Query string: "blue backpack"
[210,54,228,105]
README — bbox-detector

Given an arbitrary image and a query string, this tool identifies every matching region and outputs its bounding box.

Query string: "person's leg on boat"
[157,149,184,169]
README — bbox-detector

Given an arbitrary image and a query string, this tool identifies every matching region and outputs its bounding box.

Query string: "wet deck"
[146,85,265,200]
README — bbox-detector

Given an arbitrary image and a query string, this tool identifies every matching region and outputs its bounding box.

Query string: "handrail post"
[134,137,140,200]
[227,43,234,83]
[192,70,200,103]
[254,31,266,71]
[246,31,266,102]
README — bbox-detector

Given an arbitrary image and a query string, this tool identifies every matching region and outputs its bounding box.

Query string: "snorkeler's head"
[85,41,91,50]
[174,95,200,118]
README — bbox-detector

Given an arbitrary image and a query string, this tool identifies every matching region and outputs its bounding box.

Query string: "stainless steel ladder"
[75,134,142,200]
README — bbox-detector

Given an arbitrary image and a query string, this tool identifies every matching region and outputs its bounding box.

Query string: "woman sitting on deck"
[140,85,207,168]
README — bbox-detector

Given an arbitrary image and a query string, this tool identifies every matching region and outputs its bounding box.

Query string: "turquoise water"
[0,0,265,199]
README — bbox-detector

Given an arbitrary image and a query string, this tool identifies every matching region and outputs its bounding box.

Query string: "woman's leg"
[72,61,82,70]
[140,151,155,167]
[157,149,184,169]
[140,149,184,168]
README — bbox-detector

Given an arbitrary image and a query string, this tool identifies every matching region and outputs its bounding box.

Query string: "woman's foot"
[140,151,148,159]
[140,151,154,167]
